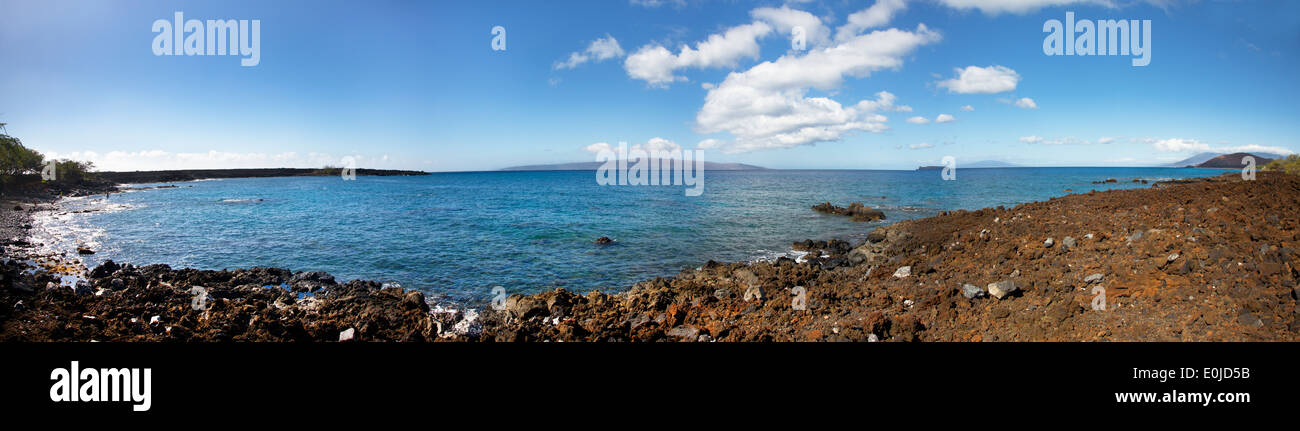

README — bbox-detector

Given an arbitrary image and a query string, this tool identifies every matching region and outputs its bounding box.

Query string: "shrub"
[1263,154,1300,176]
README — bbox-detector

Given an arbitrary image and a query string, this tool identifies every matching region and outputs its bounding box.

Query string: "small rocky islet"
[3,172,1298,341]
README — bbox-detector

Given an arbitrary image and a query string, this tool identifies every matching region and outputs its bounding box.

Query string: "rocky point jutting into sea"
[2,172,1298,341]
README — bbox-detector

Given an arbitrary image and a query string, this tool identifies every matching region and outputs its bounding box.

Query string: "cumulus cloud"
[42,150,397,172]
[1013,97,1038,109]
[1152,138,1211,152]
[693,24,942,153]
[554,35,625,70]
[625,22,773,86]
[835,0,908,42]
[1222,144,1295,155]
[935,113,956,123]
[583,137,684,154]
[907,116,930,124]
[961,105,974,111]
[1147,138,1294,155]
[751,5,831,48]
[935,0,1114,16]
[936,65,1020,94]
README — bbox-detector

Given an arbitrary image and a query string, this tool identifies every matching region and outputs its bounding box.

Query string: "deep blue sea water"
[36,168,1231,305]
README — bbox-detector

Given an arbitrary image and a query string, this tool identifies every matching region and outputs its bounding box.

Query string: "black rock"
[90,260,121,278]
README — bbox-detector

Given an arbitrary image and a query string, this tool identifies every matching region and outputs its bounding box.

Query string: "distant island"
[501,161,766,171]
[917,160,1020,170]
[96,168,428,184]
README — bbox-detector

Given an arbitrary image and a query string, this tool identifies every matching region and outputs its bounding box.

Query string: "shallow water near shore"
[34,167,1230,305]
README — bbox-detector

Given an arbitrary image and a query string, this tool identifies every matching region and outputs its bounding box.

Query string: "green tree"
[0,126,46,178]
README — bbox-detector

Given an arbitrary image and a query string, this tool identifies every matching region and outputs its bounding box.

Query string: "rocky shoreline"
[3,172,1298,341]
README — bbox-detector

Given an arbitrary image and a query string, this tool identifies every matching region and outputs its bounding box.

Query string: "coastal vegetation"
[1263,154,1300,175]
[0,123,98,192]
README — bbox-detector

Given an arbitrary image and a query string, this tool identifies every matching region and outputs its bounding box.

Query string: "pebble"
[743,285,765,302]
[893,266,912,278]
[1084,273,1105,284]
[987,280,1019,299]
[1044,238,1054,248]
[1167,253,1180,262]
[961,284,985,299]
[1062,236,1076,249]
[666,325,699,340]
[867,334,880,342]
[339,327,357,342]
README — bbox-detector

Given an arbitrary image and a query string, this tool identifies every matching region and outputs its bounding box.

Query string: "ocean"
[33,167,1232,305]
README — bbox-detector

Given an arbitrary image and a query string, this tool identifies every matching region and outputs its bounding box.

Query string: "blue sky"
[1,0,1297,171]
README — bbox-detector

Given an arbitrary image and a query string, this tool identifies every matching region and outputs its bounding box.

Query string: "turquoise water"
[41,168,1231,305]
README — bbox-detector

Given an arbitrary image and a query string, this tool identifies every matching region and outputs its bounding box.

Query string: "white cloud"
[909,142,934,149]
[554,35,625,70]
[583,138,684,154]
[693,24,941,153]
[1020,136,1113,145]
[1221,144,1294,155]
[960,105,974,111]
[1152,138,1208,152]
[907,116,930,124]
[936,65,1020,94]
[751,5,831,48]
[835,0,908,42]
[42,150,399,172]
[935,0,1114,16]
[584,142,615,154]
[630,0,687,8]
[1147,138,1295,155]
[1013,97,1038,109]
[935,113,956,123]
[625,22,773,86]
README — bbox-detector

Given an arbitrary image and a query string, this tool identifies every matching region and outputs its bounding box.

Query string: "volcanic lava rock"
[812,202,886,222]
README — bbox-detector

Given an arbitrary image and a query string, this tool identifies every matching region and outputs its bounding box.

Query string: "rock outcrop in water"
[812,202,886,222]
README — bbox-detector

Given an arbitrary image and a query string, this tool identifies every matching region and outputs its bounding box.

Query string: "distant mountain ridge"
[501,161,766,171]
[1165,152,1284,167]
[916,160,1020,170]
[1194,152,1275,168]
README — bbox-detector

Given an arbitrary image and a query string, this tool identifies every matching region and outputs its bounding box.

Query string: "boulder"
[402,290,429,312]
[89,260,121,278]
